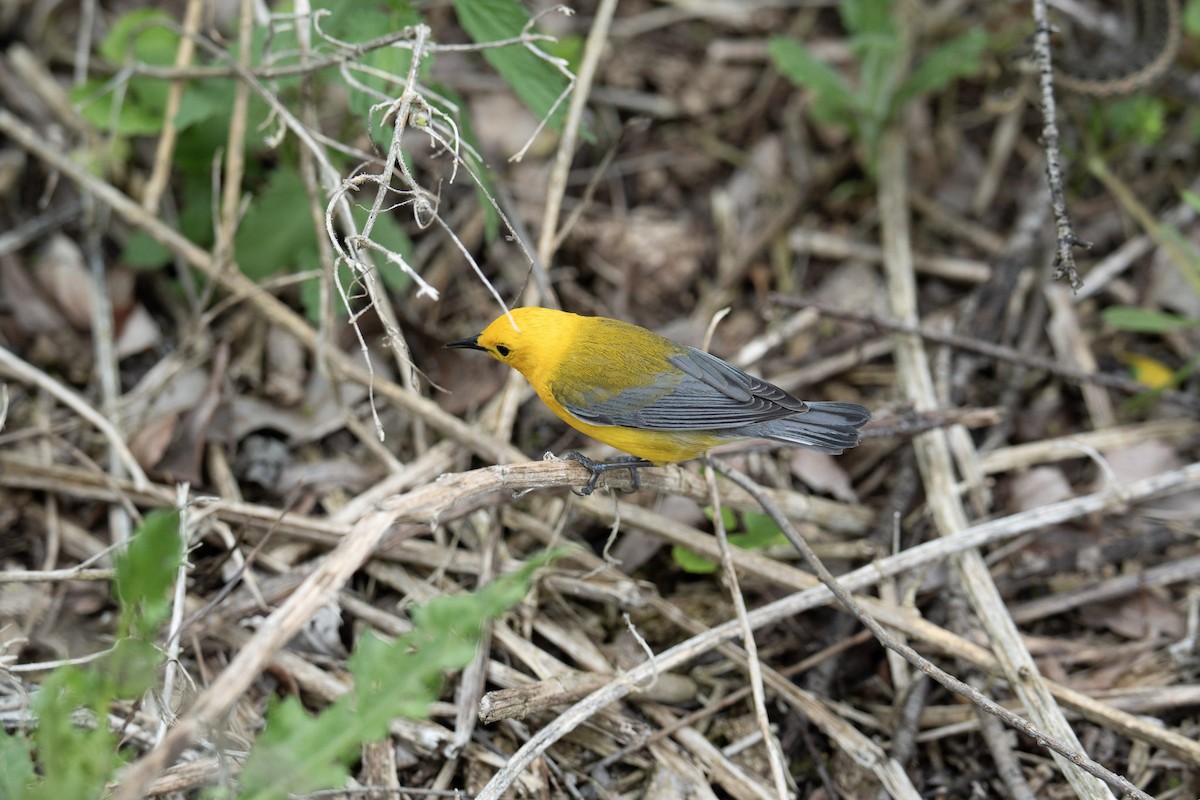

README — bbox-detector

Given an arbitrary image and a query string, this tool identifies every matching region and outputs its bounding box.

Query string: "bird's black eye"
[495,344,511,357]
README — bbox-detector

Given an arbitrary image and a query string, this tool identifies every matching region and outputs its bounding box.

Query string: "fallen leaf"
[34,234,92,329]
[789,448,858,502]
[115,304,162,358]
[1009,466,1073,512]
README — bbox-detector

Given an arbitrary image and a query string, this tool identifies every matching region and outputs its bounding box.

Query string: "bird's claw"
[560,451,650,495]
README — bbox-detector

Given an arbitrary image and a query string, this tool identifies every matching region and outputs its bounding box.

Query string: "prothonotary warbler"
[447,307,870,494]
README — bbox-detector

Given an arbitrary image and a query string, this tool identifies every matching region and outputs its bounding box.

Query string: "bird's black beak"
[445,335,486,352]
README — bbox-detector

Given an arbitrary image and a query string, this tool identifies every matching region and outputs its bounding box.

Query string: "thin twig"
[1030,0,1087,290]
[533,0,618,280]
[703,456,790,799]
[710,460,1150,800]
[772,295,1198,410]
[141,0,204,213]
[109,493,408,799]
[877,124,1114,799]
[85,197,133,550]
[155,485,192,745]
[0,107,519,468]
[471,461,1200,798]
[0,345,148,490]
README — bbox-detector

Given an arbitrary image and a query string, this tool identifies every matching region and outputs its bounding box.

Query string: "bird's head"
[445,307,576,379]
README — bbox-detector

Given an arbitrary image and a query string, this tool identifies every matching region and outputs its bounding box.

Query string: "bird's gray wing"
[560,346,806,431]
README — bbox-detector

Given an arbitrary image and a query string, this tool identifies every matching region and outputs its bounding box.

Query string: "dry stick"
[711,462,1150,800]
[0,345,148,490]
[116,26,559,81]
[1088,157,1200,295]
[1073,182,1199,301]
[294,1,341,390]
[0,108,520,469]
[789,229,991,284]
[447,514,499,759]
[1030,0,1087,290]
[473,461,1200,799]
[109,493,411,800]
[773,295,1196,408]
[85,199,133,548]
[640,597,923,800]
[216,0,255,272]
[345,26,433,449]
[0,449,869,541]
[155,485,192,745]
[0,567,114,583]
[877,127,1115,800]
[704,457,790,799]
[590,628,875,771]
[32,395,64,579]
[6,432,1197,761]
[6,451,1197,628]
[533,0,619,279]
[1010,552,1200,626]
[142,0,204,213]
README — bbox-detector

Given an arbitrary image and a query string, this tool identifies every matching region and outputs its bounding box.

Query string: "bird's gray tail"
[754,401,871,455]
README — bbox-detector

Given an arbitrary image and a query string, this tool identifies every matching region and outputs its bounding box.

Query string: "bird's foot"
[559,452,653,495]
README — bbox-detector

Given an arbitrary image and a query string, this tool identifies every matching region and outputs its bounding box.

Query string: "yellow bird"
[447,307,870,493]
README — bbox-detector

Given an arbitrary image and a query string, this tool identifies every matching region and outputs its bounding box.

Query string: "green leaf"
[238,552,560,800]
[239,696,353,799]
[315,0,423,125]
[853,30,900,154]
[171,87,269,171]
[99,9,179,66]
[840,0,896,37]
[769,37,856,126]
[671,544,718,575]
[0,732,37,800]
[72,9,221,137]
[895,28,987,108]
[107,637,166,698]
[1103,307,1200,333]
[1185,0,1200,36]
[1101,95,1167,146]
[171,80,229,131]
[453,0,571,128]
[71,79,166,137]
[672,510,786,573]
[114,509,183,640]
[29,667,121,800]
[735,511,785,548]
[234,168,318,281]
[122,231,173,271]
[702,505,738,532]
